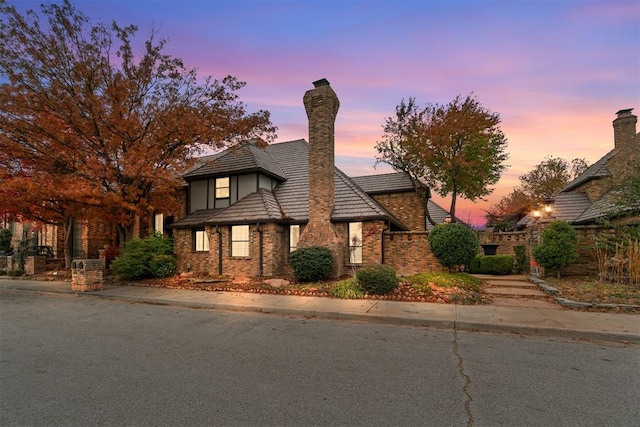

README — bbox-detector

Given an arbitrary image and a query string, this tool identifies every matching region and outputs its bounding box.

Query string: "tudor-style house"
[518,108,639,227]
[170,79,451,277]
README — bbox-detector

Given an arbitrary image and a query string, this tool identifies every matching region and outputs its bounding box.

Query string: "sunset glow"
[16,0,639,225]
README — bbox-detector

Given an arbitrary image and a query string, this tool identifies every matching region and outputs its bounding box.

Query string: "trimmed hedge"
[289,246,334,282]
[469,255,514,275]
[356,264,398,295]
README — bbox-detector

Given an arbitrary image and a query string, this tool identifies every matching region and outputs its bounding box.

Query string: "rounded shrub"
[428,223,479,270]
[112,233,174,280]
[356,264,398,295]
[149,254,177,278]
[289,246,334,282]
[532,220,578,278]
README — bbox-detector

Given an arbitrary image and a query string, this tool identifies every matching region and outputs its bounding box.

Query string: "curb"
[3,284,638,344]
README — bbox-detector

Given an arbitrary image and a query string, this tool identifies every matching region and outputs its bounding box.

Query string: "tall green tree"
[376,94,508,225]
[0,0,276,264]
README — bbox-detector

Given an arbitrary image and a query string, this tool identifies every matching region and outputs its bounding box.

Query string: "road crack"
[454,329,474,426]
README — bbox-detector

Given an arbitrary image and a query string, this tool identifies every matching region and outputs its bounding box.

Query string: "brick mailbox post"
[71,259,104,292]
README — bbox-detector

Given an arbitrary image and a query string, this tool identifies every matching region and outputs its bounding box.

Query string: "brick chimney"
[297,78,344,277]
[613,108,637,149]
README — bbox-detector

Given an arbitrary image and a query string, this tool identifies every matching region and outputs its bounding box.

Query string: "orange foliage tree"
[0,0,276,266]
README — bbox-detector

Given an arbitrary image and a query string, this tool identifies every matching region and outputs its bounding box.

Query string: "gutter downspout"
[381,221,389,264]
[256,223,263,277]
[215,225,222,276]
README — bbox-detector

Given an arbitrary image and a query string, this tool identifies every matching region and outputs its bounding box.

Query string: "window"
[348,222,363,264]
[231,225,250,257]
[215,177,230,199]
[154,213,164,234]
[289,225,300,252]
[194,229,209,252]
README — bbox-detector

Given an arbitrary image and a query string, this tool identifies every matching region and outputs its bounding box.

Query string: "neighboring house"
[519,108,639,227]
[170,79,452,277]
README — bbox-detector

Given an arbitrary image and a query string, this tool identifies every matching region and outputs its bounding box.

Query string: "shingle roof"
[171,209,222,229]
[173,139,456,230]
[183,141,287,181]
[351,173,415,194]
[561,148,615,192]
[205,188,284,225]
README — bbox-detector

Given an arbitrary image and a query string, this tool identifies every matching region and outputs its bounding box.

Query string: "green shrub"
[532,221,578,278]
[149,254,176,278]
[482,255,514,274]
[289,246,334,282]
[470,255,514,274]
[356,264,398,295]
[513,246,527,274]
[469,256,483,273]
[7,270,24,277]
[329,278,365,299]
[0,269,6,276]
[0,228,12,253]
[111,233,174,280]
[428,223,479,270]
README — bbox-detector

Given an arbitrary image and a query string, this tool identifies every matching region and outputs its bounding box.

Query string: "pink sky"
[17,0,640,225]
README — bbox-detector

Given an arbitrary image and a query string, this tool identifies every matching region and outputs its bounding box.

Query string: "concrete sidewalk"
[1,278,638,344]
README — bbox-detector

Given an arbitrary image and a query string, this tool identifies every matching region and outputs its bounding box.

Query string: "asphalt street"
[1,290,639,426]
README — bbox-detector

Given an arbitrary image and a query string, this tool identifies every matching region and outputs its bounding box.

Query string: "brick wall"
[371,192,425,231]
[382,231,445,276]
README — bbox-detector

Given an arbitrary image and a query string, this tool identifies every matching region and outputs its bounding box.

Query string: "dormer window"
[215,177,230,199]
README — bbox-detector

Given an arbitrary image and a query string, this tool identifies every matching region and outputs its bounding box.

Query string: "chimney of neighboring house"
[613,108,637,149]
[297,78,344,277]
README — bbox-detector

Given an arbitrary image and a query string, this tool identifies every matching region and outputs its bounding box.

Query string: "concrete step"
[484,280,538,289]
[490,297,560,309]
[484,287,547,297]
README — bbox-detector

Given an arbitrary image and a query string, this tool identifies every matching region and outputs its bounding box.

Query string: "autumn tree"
[0,0,276,266]
[376,95,508,225]
[519,156,587,201]
[485,156,589,230]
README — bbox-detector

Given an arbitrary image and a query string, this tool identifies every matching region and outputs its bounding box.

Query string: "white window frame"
[348,222,363,264]
[194,229,209,252]
[231,225,250,257]
[289,225,300,253]
[154,213,164,235]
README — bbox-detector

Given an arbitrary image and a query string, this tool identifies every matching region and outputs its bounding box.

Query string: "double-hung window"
[194,229,209,252]
[348,222,363,264]
[231,225,250,257]
[154,213,164,235]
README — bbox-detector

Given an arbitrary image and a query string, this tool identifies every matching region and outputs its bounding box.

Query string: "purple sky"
[16,0,640,225]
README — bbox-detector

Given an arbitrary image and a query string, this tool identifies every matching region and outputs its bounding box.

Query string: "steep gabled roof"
[173,139,456,231]
[183,141,287,181]
[561,148,615,192]
[205,188,284,225]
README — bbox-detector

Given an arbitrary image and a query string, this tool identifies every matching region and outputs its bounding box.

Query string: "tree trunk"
[417,184,437,228]
[116,223,135,245]
[449,186,458,223]
[63,215,74,269]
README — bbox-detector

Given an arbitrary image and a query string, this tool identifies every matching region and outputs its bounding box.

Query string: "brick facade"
[370,192,425,231]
